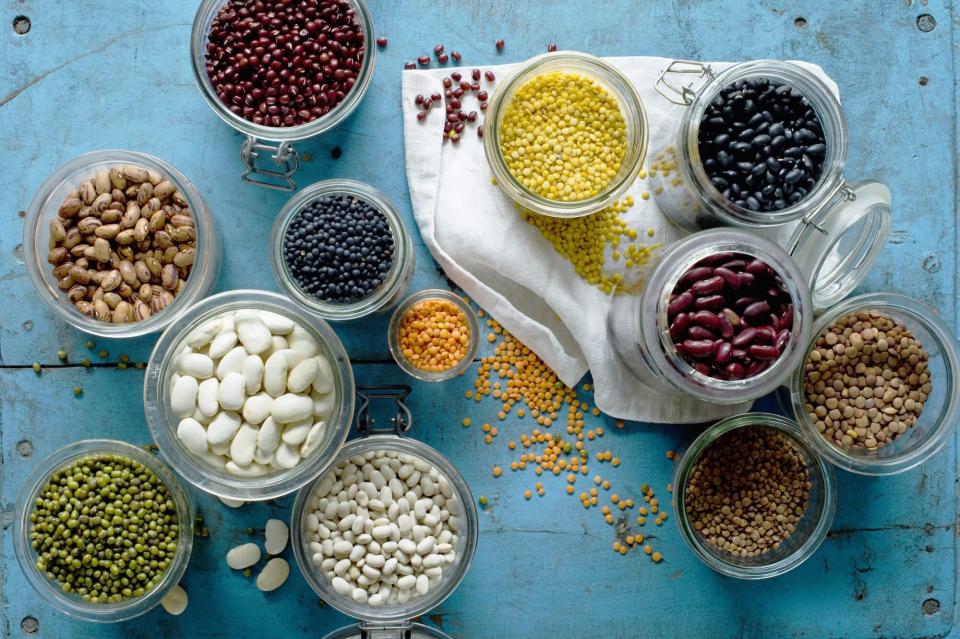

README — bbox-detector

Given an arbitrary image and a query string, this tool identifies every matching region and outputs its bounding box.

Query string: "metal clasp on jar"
[358,621,414,639]
[240,137,300,191]
[655,60,716,106]
[356,385,413,437]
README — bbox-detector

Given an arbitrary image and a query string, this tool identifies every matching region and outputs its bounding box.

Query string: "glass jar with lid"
[290,386,478,639]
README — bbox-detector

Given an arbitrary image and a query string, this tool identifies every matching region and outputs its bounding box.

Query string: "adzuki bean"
[667,251,793,380]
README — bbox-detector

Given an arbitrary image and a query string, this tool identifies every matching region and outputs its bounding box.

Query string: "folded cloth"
[401,56,838,423]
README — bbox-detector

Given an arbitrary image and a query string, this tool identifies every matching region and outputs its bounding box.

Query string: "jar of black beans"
[653,61,846,231]
[271,180,412,320]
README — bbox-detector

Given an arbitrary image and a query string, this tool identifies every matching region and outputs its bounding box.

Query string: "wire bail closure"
[655,60,715,106]
[358,621,414,639]
[240,136,300,191]
[356,385,413,437]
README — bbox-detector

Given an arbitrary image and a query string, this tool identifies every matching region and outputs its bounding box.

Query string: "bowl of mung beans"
[387,289,479,382]
[790,292,960,475]
[483,51,648,218]
[13,439,194,622]
[673,413,836,579]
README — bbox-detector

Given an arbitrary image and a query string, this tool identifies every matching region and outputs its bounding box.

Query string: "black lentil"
[283,194,395,304]
[698,78,827,212]
[29,454,180,603]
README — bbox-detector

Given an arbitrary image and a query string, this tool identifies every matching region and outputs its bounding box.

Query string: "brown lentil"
[685,426,810,557]
[803,310,930,449]
[397,297,471,372]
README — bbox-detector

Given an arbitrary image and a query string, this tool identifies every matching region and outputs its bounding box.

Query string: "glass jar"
[13,439,195,622]
[270,179,414,321]
[290,386,478,636]
[609,228,813,405]
[143,289,355,501]
[673,413,837,579]
[483,51,648,218]
[23,150,221,338]
[387,289,480,382]
[652,60,848,230]
[189,0,376,191]
[789,293,960,475]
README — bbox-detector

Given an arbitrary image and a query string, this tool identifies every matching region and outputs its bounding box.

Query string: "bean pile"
[668,252,793,379]
[171,309,335,475]
[803,310,930,449]
[283,194,395,304]
[685,426,811,557]
[204,0,365,127]
[47,165,196,324]
[396,297,471,373]
[29,454,181,603]
[698,78,826,212]
[307,449,462,606]
[499,72,626,201]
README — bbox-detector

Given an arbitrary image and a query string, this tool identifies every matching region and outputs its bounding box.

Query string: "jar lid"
[786,180,892,313]
[322,623,452,639]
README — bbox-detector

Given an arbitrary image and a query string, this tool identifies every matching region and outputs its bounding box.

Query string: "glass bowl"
[144,289,356,501]
[483,51,648,218]
[189,0,376,143]
[673,413,836,579]
[13,439,194,622]
[23,150,220,338]
[269,179,414,321]
[790,292,960,475]
[387,289,480,382]
[290,436,478,624]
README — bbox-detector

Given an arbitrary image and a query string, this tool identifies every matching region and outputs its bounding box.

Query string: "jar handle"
[240,136,300,191]
[359,621,414,639]
[655,60,715,106]
[356,385,413,437]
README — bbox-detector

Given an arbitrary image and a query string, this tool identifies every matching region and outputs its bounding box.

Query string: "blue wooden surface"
[1,1,958,638]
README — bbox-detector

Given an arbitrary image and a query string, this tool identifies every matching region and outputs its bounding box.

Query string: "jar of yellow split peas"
[483,51,649,218]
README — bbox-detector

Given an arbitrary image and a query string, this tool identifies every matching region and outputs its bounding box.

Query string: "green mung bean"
[28,453,180,604]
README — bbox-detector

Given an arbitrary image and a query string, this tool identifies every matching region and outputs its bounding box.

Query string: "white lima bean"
[160,584,189,615]
[226,542,262,569]
[307,449,461,607]
[257,558,290,592]
[265,518,289,555]
[169,309,339,475]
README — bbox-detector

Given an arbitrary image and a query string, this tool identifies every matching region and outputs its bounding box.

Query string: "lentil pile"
[282,194,395,304]
[29,454,181,602]
[685,426,810,557]
[668,252,793,379]
[396,297,472,373]
[47,164,196,324]
[499,72,626,201]
[204,0,365,127]
[803,310,930,449]
[698,78,826,212]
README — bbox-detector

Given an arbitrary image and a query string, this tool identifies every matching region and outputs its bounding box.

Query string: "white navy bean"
[216,345,248,381]
[287,357,319,393]
[170,375,199,418]
[197,377,220,417]
[208,329,237,360]
[206,411,241,446]
[259,310,295,334]
[185,319,221,348]
[271,393,314,423]
[237,316,272,355]
[282,418,313,445]
[229,422,258,467]
[218,372,245,411]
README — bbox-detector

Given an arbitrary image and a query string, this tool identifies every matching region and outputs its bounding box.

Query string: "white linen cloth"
[401,56,838,423]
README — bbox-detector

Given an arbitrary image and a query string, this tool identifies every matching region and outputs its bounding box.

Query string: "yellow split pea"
[397,298,471,372]
[499,71,627,202]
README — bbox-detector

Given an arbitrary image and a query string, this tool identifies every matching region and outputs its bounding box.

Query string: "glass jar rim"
[189,0,377,142]
[672,413,837,579]
[143,289,356,501]
[387,289,480,382]
[677,59,848,227]
[482,50,648,218]
[269,179,413,321]
[291,435,478,624]
[23,149,220,338]
[13,439,195,622]
[790,292,960,475]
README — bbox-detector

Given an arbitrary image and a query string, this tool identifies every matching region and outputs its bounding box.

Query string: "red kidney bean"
[775,328,791,351]
[694,362,712,376]
[714,341,732,364]
[781,303,794,328]
[745,360,770,376]
[682,340,716,358]
[745,259,769,277]
[669,312,691,340]
[718,314,734,339]
[687,326,717,341]
[754,326,777,344]
[690,275,725,296]
[743,300,771,321]
[692,310,722,331]
[668,291,693,317]
[730,349,748,360]
[713,266,741,290]
[679,266,714,287]
[731,327,757,347]
[722,308,740,326]
[720,259,746,270]
[698,251,737,265]
[738,272,756,288]
[734,296,756,309]
[694,295,725,310]
[725,362,745,379]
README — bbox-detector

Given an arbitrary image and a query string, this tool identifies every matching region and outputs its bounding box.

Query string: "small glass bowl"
[790,293,960,475]
[387,289,479,382]
[291,436,478,624]
[483,51,648,218]
[144,289,356,501]
[23,150,221,338]
[673,413,836,579]
[270,179,414,321]
[13,439,195,623]
[189,0,376,143]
